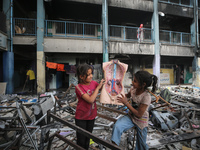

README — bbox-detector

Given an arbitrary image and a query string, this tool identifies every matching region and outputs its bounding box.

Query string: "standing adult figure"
[175,64,181,85]
[26,67,36,93]
[137,24,144,42]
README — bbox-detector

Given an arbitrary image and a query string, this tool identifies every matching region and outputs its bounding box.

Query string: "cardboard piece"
[0,82,7,95]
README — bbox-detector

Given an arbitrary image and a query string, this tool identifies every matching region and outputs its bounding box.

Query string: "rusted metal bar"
[61,137,75,150]
[148,90,170,105]
[148,90,160,103]
[49,113,121,150]
[150,103,168,111]
[158,95,170,105]
[0,126,39,131]
[47,133,56,150]
[97,113,117,123]
[97,104,127,115]
[0,106,16,109]
[55,132,85,150]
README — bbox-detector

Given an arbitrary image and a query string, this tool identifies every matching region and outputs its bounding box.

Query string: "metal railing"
[13,18,36,36]
[45,20,102,39]
[159,0,193,7]
[108,25,152,42]
[159,30,192,45]
[13,18,194,46]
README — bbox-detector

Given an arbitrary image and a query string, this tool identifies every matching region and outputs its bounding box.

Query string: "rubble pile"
[0,85,200,150]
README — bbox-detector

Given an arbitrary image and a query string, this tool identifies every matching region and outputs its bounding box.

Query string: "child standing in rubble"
[111,70,158,150]
[75,64,105,150]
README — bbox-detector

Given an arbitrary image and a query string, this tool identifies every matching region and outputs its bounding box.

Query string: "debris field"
[0,85,200,150]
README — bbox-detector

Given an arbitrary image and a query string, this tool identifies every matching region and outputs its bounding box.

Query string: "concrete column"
[3,0,14,94]
[102,0,109,62]
[152,0,160,87]
[191,0,200,87]
[37,0,45,93]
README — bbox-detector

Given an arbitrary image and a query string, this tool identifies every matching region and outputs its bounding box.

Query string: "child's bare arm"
[117,94,147,118]
[82,79,105,103]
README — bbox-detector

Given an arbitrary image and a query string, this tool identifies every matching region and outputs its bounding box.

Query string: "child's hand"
[97,79,105,90]
[117,94,127,104]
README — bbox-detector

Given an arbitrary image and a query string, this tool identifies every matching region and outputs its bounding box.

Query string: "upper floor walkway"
[13,18,194,45]
[13,18,195,57]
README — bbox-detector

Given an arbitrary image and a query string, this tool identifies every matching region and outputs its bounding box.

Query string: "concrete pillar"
[102,0,109,62]
[152,0,160,87]
[3,52,14,94]
[3,0,14,94]
[37,0,45,93]
[191,0,200,87]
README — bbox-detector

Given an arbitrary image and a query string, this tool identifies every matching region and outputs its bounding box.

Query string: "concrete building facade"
[0,0,200,94]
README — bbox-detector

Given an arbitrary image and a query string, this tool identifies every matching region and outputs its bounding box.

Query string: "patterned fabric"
[128,87,151,130]
[75,80,99,120]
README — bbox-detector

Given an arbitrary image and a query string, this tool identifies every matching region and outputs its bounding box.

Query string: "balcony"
[13,18,193,46]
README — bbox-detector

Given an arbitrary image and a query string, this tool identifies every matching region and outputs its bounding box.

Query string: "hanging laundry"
[66,65,77,74]
[57,64,65,71]
[64,64,71,71]
[46,62,57,69]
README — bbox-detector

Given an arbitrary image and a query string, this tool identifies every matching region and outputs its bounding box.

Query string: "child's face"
[132,77,140,89]
[81,69,93,84]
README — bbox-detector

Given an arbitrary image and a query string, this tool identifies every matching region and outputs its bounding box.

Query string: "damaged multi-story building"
[0,0,200,94]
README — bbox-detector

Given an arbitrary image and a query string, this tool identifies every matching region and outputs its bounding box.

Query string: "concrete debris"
[0,85,200,150]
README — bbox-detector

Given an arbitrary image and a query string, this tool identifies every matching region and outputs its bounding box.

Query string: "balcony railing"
[159,0,193,7]
[160,30,192,45]
[45,20,102,39]
[13,18,36,36]
[0,12,6,33]
[13,18,193,46]
[109,25,152,42]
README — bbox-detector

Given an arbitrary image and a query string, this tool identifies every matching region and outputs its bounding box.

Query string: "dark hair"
[134,70,158,93]
[76,64,93,83]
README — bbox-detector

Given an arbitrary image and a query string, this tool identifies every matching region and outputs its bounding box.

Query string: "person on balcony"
[137,24,144,42]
